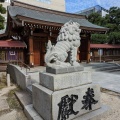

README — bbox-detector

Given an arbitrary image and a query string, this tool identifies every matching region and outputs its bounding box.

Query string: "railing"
[91,55,120,63]
[19,60,30,75]
[8,60,30,75]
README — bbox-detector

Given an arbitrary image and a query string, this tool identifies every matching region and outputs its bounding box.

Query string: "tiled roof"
[90,44,120,49]
[0,40,27,48]
[8,6,108,32]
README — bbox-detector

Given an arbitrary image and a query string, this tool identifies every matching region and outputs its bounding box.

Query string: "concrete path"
[0,86,16,97]
[0,110,28,120]
[92,71,120,93]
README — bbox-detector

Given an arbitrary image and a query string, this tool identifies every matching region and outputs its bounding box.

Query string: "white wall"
[5,0,10,3]
[18,0,65,12]
[102,10,108,17]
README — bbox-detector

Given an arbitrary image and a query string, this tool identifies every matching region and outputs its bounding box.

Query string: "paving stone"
[0,110,28,120]
[0,98,9,111]
[92,72,120,93]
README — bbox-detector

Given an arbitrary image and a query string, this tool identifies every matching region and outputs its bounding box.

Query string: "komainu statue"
[45,21,81,68]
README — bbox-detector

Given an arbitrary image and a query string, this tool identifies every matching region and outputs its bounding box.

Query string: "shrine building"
[0,0,109,67]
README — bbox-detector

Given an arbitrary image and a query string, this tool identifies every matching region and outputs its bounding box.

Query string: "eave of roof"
[0,40,27,48]
[8,6,109,33]
[90,44,120,49]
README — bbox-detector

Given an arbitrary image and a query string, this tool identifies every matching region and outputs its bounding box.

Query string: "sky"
[65,0,120,13]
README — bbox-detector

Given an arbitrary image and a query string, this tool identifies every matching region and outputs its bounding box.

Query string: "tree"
[87,13,103,26]
[91,34,109,44]
[88,7,120,44]
[109,32,120,44]
[0,4,6,30]
[105,7,120,32]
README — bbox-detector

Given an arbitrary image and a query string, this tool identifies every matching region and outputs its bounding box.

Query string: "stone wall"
[7,64,31,89]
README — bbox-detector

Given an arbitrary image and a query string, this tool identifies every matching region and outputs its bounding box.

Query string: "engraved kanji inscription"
[58,94,79,120]
[81,88,98,110]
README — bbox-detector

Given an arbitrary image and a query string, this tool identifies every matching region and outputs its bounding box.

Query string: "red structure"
[90,44,120,62]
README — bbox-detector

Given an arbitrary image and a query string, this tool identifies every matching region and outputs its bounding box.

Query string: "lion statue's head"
[57,20,81,47]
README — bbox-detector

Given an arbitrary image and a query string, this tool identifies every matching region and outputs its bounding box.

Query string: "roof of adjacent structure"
[7,3,109,33]
[90,44,120,49]
[0,40,27,48]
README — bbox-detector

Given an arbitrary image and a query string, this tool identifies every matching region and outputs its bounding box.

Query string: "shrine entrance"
[33,37,48,66]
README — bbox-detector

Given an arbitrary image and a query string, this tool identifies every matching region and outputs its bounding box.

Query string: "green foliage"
[87,13,107,26]
[0,14,5,22]
[0,0,5,2]
[88,7,120,44]
[109,32,120,44]
[91,34,109,44]
[0,21,4,29]
[0,4,6,30]
[0,4,6,14]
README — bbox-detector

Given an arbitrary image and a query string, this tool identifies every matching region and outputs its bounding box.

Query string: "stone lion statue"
[45,20,81,68]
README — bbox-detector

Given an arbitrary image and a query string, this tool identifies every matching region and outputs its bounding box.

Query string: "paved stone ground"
[0,110,28,120]
[92,71,120,93]
[0,85,28,120]
[0,96,9,112]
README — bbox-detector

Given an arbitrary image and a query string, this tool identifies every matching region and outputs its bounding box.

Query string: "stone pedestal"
[32,67,101,120]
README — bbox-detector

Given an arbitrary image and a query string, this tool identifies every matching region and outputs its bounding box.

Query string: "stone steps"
[82,63,120,74]
[15,90,43,120]
[104,68,120,72]
[15,91,32,109]
[24,104,43,120]
[27,85,32,95]
[95,66,119,71]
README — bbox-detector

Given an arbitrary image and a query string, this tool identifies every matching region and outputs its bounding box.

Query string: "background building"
[90,44,120,62]
[76,5,108,17]
[12,0,65,12]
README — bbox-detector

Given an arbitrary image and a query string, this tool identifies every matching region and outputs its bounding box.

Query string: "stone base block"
[24,104,110,120]
[33,84,101,120]
[40,71,92,91]
[46,66,84,74]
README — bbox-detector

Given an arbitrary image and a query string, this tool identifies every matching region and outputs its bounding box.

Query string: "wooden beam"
[29,36,34,66]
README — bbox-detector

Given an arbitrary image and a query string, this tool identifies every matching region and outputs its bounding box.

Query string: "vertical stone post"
[7,74,10,87]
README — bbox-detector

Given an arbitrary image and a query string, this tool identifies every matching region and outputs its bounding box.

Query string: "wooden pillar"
[87,34,91,63]
[29,36,34,67]
[48,28,52,41]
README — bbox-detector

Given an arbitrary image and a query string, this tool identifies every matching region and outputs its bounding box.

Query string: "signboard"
[9,51,15,55]
[98,49,103,56]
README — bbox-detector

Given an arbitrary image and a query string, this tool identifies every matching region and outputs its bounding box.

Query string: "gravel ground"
[101,90,120,120]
